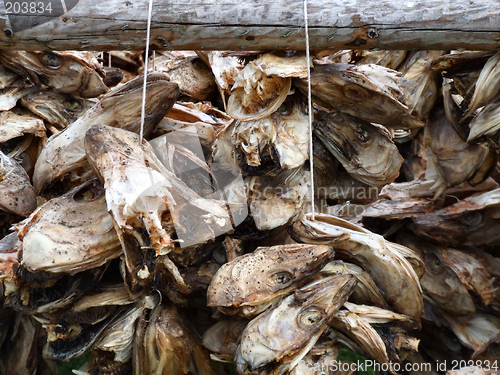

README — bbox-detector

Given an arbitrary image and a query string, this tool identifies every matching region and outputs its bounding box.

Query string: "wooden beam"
[0,0,499,51]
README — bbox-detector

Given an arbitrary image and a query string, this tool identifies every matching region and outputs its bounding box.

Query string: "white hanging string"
[139,0,155,142]
[303,0,315,219]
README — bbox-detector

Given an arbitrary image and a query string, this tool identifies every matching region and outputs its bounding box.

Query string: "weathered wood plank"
[0,0,499,51]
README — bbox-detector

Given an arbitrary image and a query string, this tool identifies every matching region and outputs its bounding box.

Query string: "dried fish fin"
[331,310,391,369]
[468,100,500,142]
[465,52,500,118]
[290,214,423,320]
[320,261,389,308]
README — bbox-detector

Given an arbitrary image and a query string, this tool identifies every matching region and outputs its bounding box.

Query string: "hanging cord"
[139,0,155,142]
[303,0,315,219]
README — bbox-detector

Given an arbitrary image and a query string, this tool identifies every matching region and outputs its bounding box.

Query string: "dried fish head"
[197,51,246,97]
[235,274,356,373]
[155,101,232,150]
[353,50,407,70]
[33,72,179,193]
[411,190,500,248]
[314,109,403,187]
[6,266,106,314]
[397,234,476,315]
[0,63,20,89]
[425,106,495,189]
[288,340,344,375]
[16,179,122,274]
[0,79,39,111]
[214,94,310,174]
[0,51,108,98]
[76,295,158,374]
[0,314,52,375]
[20,89,96,129]
[148,52,216,100]
[133,303,219,375]
[227,55,291,121]
[85,124,234,292]
[0,109,46,145]
[207,244,334,317]
[39,283,135,361]
[290,214,423,320]
[273,95,310,169]
[295,63,424,130]
[247,166,310,231]
[320,261,389,308]
[438,248,500,313]
[0,232,21,298]
[0,151,37,217]
[441,311,500,358]
[402,51,442,121]
[202,319,248,361]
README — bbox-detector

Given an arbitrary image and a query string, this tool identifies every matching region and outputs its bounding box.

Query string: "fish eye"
[277,102,292,116]
[343,85,367,102]
[41,52,62,69]
[356,126,371,142]
[191,58,205,71]
[212,246,226,263]
[299,308,324,327]
[441,331,462,353]
[426,253,442,274]
[487,344,500,356]
[268,271,292,286]
[73,186,101,202]
[460,211,482,228]
[63,98,82,112]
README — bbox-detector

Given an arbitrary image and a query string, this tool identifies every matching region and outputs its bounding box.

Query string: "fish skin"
[32,73,179,193]
[16,179,122,274]
[0,151,37,216]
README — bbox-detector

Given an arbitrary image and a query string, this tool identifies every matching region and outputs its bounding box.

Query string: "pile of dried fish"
[1,48,500,375]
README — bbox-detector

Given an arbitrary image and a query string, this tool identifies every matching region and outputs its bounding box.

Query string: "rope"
[139,0,155,142]
[303,0,315,219]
